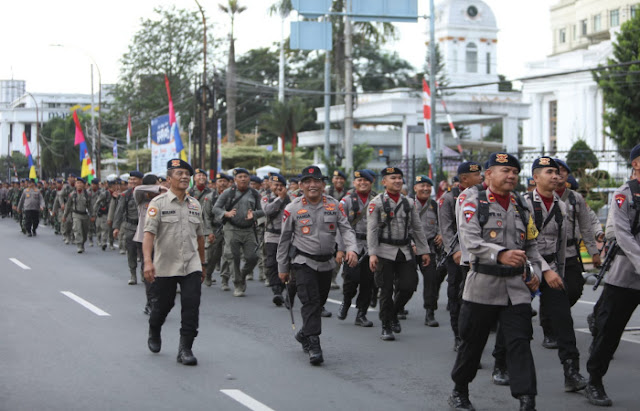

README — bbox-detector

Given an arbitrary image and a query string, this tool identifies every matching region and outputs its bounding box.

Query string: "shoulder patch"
[148,206,158,218]
[283,209,290,223]
[438,197,445,207]
[369,203,376,214]
[615,194,626,208]
[339,203,347,217]
[463,202,476,223]
[458,193,466,205]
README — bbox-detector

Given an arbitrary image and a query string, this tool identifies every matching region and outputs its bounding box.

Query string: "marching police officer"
[367,167,431,341]
[585,144,640,406]
[63,178,92,253]
[17,179,45,237]
[336,170,376,327]
[449,153,545,411]
[277,165,358,365]
[249,175,267,282]
[60,174,77,244]
[438,161,483,350]
[92,181,111,251]
[213,168,264,297]
[189,168,212,202]
[526,157,587,393]
[261,173,291,306]
[143,159,205,366]
[87,179,101,246]
[327,169,348,290]
[113,171,144,284]
[202,173,233,287]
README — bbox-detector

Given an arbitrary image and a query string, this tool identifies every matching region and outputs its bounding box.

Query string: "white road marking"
[9,258,31,270]
[60,291,110,316]
[575,328,640,345]
[577,300,596,305]
[325,297,378,312]
[220,389,276,411]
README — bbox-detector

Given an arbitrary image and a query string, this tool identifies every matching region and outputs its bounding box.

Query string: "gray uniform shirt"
[338,190,376,255]
[277,195,358,273]
[438,189,462,254]
[524,189,567,276]
[202,190,221,236]
[133,185,164,243]
[64,190,91,219]
[459,187,549,306]
[367,192,430,261]
[605,181,640,290]
[0,187,8,201]
[18,188,44,211]
[559,189,598,258]
[262,192,291,244]
[92,190,110,218]
[113,189,139,231]
[415,196,440,250]
[213,187,264,230]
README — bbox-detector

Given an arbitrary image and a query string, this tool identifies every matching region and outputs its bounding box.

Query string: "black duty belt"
[356,233,367,240]
[73,211,88,215]
[617,249,626,257]
[296,250,334,262]
[266,228,281,235]
[379,238,411,246]
[473,263,524,277]
[128,219,139,225]
[542,254,556,263]
[227,220,253,229]
[567,238,577,247]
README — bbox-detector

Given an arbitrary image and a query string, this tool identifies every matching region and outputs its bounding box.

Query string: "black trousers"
[452,301,537,398]
[293,264,332,337]
[564,256,585,306]
[587,284,640,382]
[538,277,580,362]
[0,200,9,216]
[342,254,373,310]
[149,271,202,338]
[375,251,419,324]
[447,258,466,338]
[24,210,40,233]
[419,254,445,310]
[265,242,284,295]
[134,241,156,307]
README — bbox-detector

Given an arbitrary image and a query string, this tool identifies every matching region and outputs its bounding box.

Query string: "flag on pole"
[73,111,94,183]
[435,82,464,156]
[126,114,132,145]
[164,75,187,162]
[113,140,118,159]
[147,125,151,148]
[422,79,433,179]
[22,131,37,180]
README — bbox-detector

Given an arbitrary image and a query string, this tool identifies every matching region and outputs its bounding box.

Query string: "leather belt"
[473,263,524,277]
[296,250,333,262]
[266,228,281,235]
[379,238,411,246]
[567,238,577,247]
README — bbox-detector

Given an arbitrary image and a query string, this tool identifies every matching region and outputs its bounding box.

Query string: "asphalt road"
[1,218,639,411]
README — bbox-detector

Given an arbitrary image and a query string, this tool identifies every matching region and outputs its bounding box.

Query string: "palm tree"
[260,100,290,170]
[219,0,247,143]
[288,97,313,170]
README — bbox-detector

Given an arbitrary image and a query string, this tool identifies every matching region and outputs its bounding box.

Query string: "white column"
[402,115,418,158]
[502,116,519,153]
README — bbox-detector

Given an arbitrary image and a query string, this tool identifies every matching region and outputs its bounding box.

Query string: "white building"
[522,0,636,178]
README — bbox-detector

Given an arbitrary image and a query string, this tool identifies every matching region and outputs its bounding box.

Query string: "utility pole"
[429,0,438,180]
[344,0,354,173]
[323,49,331,161]
[195,0,207,170]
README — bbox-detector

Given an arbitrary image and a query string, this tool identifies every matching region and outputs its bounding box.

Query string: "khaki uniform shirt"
[18,188,44,211]
[559,189,598,258]
[606,181,640,290]
[459,187,549,306]
[144,190,204,277]
[92,190,110,218]
[524,189,567,276]
[262,192,291,244]
[367,192,430,261]
[277,195,357,273]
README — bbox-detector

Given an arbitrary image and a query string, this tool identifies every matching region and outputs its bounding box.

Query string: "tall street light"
[49,44,103,179]
[195,0,208,171]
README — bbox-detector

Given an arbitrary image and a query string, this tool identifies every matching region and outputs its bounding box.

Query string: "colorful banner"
[150,114,178,175]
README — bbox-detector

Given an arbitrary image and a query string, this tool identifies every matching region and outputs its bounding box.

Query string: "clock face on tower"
[467,5,478,18]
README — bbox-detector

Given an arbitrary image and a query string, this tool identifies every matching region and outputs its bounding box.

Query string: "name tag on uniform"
[161,210,176,216]
[188,211,200,216]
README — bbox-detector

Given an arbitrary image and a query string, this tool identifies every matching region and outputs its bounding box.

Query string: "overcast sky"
[0,0,555,95]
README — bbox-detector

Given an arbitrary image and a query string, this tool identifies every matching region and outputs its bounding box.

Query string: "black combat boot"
[585,379,612,406]
[491,363,510,386]
[272,294,284,307]
[321,306,332,317]
[307,336,324,365]
[563,358,587,392]
[587,313,597,336]
[424,308,439,327]
[448,386,475,410]
[354,309,373,327]
[380,323,395,341]
[542,335,558,349]
[391,318,402,334]
[337,298,351,320]
[518,395,536,411]
[295,330,310,353]
[148,326,161,353]
[176,336,198,366]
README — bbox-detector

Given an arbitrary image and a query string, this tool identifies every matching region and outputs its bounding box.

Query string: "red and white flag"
[126,114,132,145]
[422,79,433,179]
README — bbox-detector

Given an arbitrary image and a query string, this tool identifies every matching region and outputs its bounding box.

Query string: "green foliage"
[593,12,640,157]
[353,144,375,173]
[125,148,152,172]
[566,140,599,175]
[354,42,415,91]
[423,43,449,89]
[586,199,606,214]
[0,152,29,181]
[40,114,93,177]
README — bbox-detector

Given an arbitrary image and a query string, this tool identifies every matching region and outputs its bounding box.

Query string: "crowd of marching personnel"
[1,144,640,411]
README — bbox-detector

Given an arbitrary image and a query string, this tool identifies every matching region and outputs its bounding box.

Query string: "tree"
[593,12,640,158]
[354,42,415,90]
[40,114,92,177]
[566,139,599,176]
[423,43,449,90]
[0,152,28,181]
[219,0,247,143]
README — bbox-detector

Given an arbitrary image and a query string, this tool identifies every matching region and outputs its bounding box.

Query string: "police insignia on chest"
[301,226,311,234]
[489,231,497,238]
[496,220,503,227]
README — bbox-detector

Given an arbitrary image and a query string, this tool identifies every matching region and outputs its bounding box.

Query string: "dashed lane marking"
[326,297,378,312]
[577,300,596,305]
[9,258,30,270]
[61,291,110,316]
[220,389,276,411]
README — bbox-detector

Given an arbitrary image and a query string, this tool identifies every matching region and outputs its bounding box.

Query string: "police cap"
[630,144,640,163]
[129,171,144,179]
[233,168,250,176]
[531,156,559,173]
[554,158,571,174]
[353,170,374,183]
[567,175,579,190]
[332,169,347,180]
[414,175,433,186]
[300,165,325,182]
[381,167,403,177]
[487,152,521,172]
[194,168,207,176]
[270,173,287,185]
[457,161,482,176]
[76,177,86,184]
[249,175,262,184]
[91,178,100,184]
[166,158,194,176]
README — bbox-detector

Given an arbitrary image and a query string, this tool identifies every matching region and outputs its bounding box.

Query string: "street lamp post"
[195,0,208,171]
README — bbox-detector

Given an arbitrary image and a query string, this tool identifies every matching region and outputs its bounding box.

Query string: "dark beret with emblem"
[76,177,86,184]
[249,175,262,184]
[553,158,571,174]
[567,175,579,190]
[381,167,403,177]
[29,178,36,183]
[414,175,433,186]
[487,152,521,172]
[363,169,377,178]
[270,173,287,185]
[129,171,144,179]
[300,165,326,182]
[91,178,100,184]
[630,143,640,163]
[194,168,207,176]
[214,172,231,182]
[354,169,374,183]
[457,161,482,176]
[157,174,167,182]
[233,168,250,176]
[332,169,347,180]
[531,156,559,173]
[166,158,194,176]
[289,177,299,184]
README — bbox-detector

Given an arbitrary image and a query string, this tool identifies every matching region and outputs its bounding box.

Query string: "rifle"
[436,234,459,272]
[285,281,296,331]
[593,240,619,291]
[525,259,542,298]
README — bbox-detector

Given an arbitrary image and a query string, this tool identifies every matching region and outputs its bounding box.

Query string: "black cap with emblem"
[457,161,482,176]
[300,165,325,182]
[487,152,521,172]
[414,175,433,186]
[233,168,250,176]
[531,156,559,173]
[194,168,207,176]
[166,158,194,176]
[332,169,347,180]
[354,169,374,183]
[629,143,640,164]
[381,167,403,177]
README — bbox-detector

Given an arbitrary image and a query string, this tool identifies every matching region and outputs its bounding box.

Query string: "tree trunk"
[226,37,237,143]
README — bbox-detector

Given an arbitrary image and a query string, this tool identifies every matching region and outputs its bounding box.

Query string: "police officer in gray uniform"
[526,157,587,393]
[87,179,101,246]
[449,153,546,411]
[367,167,431,341]
[277,165,358,365]
[585,144,640,407]
[189,168,212,202]
[261,173,290,306]
[203,173,233,288]
[213,168,264,297]
[63,178,92,253]
[92,181,111,251]
[17,179,45,236]
[113,171,144,285]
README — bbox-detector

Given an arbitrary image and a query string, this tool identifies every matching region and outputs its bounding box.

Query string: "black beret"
[554,158,571,173]
[289,177,299,184]
[194,168,207,176]
[215,172,232,182]
[487,152,521,172]
[567,175,579,190]
[332,169,347,179]
[233,168,250,176]
[166,158,194,176]
[29,178,36,183]
[527,178,536,187]
[381,167,403,177]
[129,171,144,179]
[452,176,460,183]
[300,165,325,181]
[91,178,100,184]
[630,144,640,163]
[249,175,262,184]
[76,177,86,184]
[414,175,433,186]
[457,161,482,175]
[68,173,77,178]
[354,170,374,183]
[531,156,559,173]
[270,173,287,185]
[142,174,158,185]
